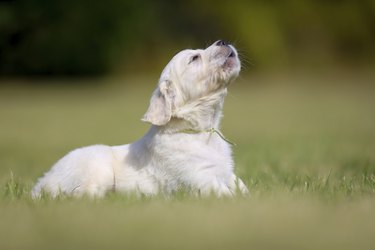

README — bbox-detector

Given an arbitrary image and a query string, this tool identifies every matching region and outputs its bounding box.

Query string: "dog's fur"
[32,41,249,198]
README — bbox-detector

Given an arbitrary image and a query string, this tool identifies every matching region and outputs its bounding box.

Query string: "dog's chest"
[150,132,233,171]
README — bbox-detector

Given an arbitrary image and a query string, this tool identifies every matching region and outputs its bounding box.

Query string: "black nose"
[216,40,229,46]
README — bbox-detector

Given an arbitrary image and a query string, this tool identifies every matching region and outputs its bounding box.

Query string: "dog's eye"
[189,54,200,64]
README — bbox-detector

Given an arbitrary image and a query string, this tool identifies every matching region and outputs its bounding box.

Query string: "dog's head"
[142,40,241,126]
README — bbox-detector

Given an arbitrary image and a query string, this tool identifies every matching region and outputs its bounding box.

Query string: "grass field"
[1,72,375,250]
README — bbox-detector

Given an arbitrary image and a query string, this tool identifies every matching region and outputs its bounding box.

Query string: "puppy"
[32,40,249,198]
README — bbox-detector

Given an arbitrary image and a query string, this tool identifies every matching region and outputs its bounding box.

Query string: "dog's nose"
[216,40,229,46]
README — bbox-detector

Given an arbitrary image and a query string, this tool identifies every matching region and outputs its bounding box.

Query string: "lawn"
[1,72,375,250]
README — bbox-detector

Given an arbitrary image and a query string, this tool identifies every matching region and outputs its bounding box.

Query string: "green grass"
[1,73,375,250]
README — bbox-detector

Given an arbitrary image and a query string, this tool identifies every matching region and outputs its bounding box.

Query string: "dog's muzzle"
[215,40,236,58]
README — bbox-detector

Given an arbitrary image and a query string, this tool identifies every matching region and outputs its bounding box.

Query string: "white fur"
[32,41,249,198]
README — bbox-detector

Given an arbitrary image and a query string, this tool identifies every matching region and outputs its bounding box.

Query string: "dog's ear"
[142,80,175,126]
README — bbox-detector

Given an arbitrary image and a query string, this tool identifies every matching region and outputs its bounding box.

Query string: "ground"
[1,72,374,250]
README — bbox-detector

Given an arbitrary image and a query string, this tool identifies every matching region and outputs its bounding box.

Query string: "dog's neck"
[163,88,227,132]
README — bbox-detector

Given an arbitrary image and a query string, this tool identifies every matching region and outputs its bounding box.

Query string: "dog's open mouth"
[224,48,237,63]
[221,47,240,75]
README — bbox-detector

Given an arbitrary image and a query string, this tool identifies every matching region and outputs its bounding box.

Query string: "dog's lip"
[222,47,240,73]
[225,48,237,61]
[226,46,237,59]
[228,50,235,58]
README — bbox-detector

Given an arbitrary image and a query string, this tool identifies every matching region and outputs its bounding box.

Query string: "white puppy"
[32,40,249,198]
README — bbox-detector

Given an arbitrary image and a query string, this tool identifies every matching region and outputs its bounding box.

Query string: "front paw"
[229,174,250,196]
[199,179,234,197]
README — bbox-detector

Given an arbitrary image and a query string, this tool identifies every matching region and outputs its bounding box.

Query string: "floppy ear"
[141,80,175,126]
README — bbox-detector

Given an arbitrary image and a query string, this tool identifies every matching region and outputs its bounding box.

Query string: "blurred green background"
[1,1,375,250]
[1,0,374,76]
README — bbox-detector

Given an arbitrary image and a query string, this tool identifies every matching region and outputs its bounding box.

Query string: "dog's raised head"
[142,40,241,126]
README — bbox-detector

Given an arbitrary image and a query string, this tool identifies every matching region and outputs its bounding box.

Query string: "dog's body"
[32,40,249,198]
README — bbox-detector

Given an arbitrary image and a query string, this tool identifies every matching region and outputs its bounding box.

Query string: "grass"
[1,72,375,250]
